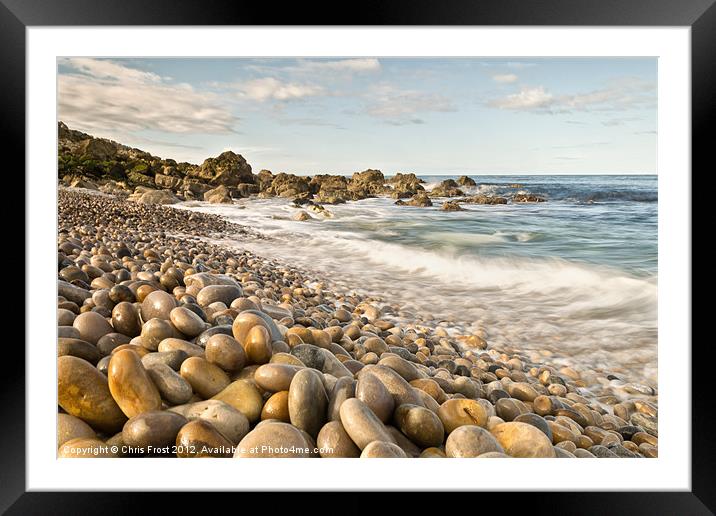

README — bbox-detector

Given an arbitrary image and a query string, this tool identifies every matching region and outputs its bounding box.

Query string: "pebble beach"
[57,188,658,459]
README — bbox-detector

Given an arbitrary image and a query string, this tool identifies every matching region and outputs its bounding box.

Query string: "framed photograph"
[5,0,710,512]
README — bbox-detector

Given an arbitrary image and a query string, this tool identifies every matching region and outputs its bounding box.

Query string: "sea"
[177,175,657,386]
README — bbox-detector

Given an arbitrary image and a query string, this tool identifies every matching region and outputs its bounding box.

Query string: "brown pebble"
[205,334,246,372]
[58,355,127,433]
[360,441,407,458]
[108,349,162,418]
[175,419,233,457]
[243,325,273,365]
[180,356,231,399]
[261,391,290,422]
[316,421,361,458]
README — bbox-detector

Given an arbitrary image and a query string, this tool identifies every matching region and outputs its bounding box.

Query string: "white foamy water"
[174,176,657,386]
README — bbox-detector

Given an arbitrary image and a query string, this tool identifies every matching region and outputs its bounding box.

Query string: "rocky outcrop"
[98,180,130,196]
[130,188,179,205]
[58,122,260,200]
[58,123,550,209]
[267,173,311,198]
[388,172,424,199]
[292,210,311,221]
[126,169,156,188]
[181,179,213,199]
[255,170,274,191]
[441,200,464,211]
[310,174,344,192]
[348,169,387,198]
[154,173,183,190]
[396,193,433,207]
[236,183,260,198]
[512,193,546,203]
[390,189,415,199]
[311,175,353,204]
[77,138,118,161]
[306,203,333,218]
[351,169,384,186]
[389,172,422,185]
[204,185,233,204]
[68,177,98,190]
[463,195,508,205]
[430,179,464,197]
[58,122,167,186]
[188,151,254,187]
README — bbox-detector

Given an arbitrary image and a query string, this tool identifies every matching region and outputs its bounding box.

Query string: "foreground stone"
[55,189,656,460]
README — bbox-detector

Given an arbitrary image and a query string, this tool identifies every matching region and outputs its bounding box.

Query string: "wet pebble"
[445,425,505,458]
[175,419,234,457]
[58,355,127,433]
[122,410,188,453]
[108,349,163,418]
[339,398,395,450]
[491,422,556,458]
[360,441,407,458]
[288,369,328,438]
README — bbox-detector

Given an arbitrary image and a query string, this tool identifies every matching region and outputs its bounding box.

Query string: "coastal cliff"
[58,122,544,207]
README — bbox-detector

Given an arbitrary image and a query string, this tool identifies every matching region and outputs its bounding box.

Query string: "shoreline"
[177,194,657,388]
[57,189,658,458]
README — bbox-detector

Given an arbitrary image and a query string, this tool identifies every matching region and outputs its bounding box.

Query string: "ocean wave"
[428,179,658,204]
[182,197,657,384]
[421,230,541,246]
[243,223,657,318]
[330,236,656,301]
[421,231,509,245]
[577,190,658,203]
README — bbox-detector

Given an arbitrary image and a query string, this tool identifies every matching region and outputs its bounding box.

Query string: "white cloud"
[245,58,381,75]
[298,58,381,72]
[488,78,656,114]
[364,85,455,124]
[480,61,537,70]
[489,86,554,110]
[63,58,162,84]
[492,73,519,83]
[58,58,237,134]
[235,77,324,101]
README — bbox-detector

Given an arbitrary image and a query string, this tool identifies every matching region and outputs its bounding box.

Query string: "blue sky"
[58,57,657,175]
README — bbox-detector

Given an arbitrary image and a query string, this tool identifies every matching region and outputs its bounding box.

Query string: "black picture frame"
[3,0,710,513]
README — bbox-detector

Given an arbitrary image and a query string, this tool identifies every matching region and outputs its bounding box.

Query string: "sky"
[57,57,657,175]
